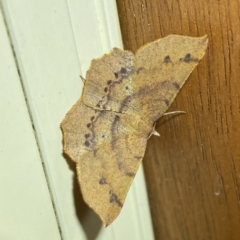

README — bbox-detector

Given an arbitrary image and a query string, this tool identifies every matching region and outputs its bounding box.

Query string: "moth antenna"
[163,111,186,116]
[80,75,86,83]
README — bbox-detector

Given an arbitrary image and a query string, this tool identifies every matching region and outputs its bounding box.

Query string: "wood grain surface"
[116,0,240,239]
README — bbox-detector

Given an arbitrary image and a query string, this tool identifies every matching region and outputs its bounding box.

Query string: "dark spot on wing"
[96,103,100,108]
[180,53,199,63]
[109,193,122,207]
[161,80,170,87]
[118,162,135,177]
[110,193,117,203]
[119,95,132,112]
[184,53,191,62]
[125,172,135,177]
[87,123,91,128]
[164,55,171,63]
[164,99,170,106]
[136,67,144,74]
[85,133,90,138]
[91,116,95,121]
[84,140,90,147]
[118,162,124,170]
[107,80,112,85]
[173,82,180,89]
[104,87,108,92]
[112,66,134,84]
[99,177,107,185]
[120,67,127,74]
[125,86,129,90]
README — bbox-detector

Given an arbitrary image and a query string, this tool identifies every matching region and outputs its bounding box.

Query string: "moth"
[61,35,208,226]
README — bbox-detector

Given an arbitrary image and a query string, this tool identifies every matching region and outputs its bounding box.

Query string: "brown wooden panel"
[116,0,240,239]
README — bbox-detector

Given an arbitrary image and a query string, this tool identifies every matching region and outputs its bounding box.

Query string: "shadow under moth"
[61,34,208,226]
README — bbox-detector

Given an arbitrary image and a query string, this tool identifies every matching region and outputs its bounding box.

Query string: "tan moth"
[61,35,208,226]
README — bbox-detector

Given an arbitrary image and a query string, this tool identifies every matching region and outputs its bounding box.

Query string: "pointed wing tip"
[80,186,123,227]
[101,212,121,227]
[165,34,208,49]
[97,202,123,227]
[200,34,209,48]
[103,221,109,228]
[94,209,120,228]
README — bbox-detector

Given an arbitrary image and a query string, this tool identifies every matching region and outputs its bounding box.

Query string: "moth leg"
[148,122,160,139]
[148,111,186,139]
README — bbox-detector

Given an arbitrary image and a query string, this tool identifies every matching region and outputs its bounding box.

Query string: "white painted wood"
[1,0,155,239]
[0,7,61,240]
